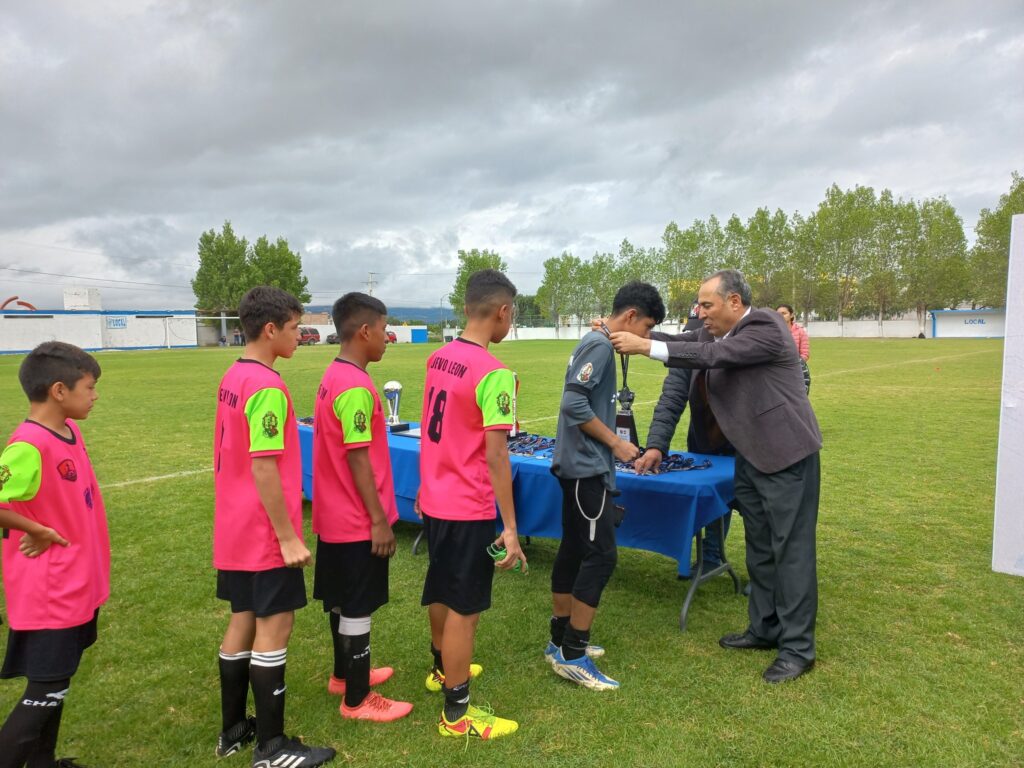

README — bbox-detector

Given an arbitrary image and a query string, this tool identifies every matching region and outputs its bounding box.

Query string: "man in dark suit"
[634,302,736,574]
[610,269,822,683]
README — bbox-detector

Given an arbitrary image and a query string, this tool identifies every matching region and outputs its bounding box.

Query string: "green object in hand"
[487,542,526,573]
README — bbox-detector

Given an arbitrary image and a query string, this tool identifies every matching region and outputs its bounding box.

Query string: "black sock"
[442,681,470,722]
[342,632,371,708]
[562,624,590,661]
[0,679,69,768]
[250,650,287,750]
[431,643,444,674]
[550,615,570,647]
[218,649,251,732]
[329,612,345,680]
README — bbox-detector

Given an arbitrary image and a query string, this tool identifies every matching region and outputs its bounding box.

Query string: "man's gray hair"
[706,269,752,306]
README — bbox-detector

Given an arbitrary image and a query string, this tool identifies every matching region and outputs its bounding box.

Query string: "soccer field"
[0,338,1019,767]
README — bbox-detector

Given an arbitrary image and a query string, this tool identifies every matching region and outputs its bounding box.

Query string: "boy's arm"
[346,448,396,558]
[0,442,68,557]
[485,429,526,571]
[0,508,69,558]
[245,387,310,568]
[251,457,311,567]
[561,342,639,462]
[579,417,640,463]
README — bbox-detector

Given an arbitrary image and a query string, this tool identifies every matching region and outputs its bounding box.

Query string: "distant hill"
[306,305,451,324]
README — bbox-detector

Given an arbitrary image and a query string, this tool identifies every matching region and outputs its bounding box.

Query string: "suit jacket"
[653,308,822,474]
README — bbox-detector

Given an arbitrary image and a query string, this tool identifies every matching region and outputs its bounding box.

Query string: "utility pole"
[365,272,377,295]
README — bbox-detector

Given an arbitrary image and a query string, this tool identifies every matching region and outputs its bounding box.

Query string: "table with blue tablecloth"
[297,423,739,629]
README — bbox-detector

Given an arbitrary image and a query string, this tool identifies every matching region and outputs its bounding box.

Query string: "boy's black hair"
[19,341,102,403]
[611,281,666,324]
[332,292,388,342]
[465,269,517,318]
[238,286,303,340]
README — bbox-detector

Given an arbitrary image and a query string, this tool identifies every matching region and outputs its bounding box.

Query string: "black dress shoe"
[718,631,775,650]
[762,657,814,683]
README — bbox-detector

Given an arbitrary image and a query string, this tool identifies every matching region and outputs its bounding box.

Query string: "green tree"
[813,184,877,325]
[745,207,793,307]
[514,293,542,327]
[448,249,508,323]
[905,197,969,333]
[191,221,250,313]
[971,171,1024,307]
[536,252,576,338]
[857,190,916,327]
[584,251,620,318]
[192,221,312,313]
[248,235,311,303]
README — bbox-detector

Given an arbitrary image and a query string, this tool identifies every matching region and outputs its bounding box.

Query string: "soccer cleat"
[328,666,394,696]
[340,691,413,722]
[544,641,604,665]
[425,662,483,692]
[438,704,518,740]
[216,716,256,757]
[252,735,335,768]
[550,648,620,691]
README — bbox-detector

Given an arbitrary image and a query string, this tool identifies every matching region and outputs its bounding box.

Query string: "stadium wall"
[0,310,198,353]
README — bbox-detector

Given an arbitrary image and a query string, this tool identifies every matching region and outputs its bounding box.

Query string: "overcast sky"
[1,0,1022,311]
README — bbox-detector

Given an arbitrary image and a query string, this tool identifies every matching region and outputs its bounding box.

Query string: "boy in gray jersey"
[546,282,665,690]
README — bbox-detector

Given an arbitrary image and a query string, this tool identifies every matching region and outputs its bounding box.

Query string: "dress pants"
[734,451,820,663]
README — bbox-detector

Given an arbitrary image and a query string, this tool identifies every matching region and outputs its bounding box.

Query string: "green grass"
[0,338,1021,767]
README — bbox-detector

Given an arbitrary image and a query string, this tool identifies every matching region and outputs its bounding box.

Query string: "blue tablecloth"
[297,423,734,577]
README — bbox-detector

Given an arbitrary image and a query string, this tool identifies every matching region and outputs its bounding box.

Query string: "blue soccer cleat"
[550,648,620,691]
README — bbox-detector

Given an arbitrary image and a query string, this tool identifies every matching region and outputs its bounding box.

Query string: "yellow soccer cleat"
[438,704,518,740]
[425,662,483,692]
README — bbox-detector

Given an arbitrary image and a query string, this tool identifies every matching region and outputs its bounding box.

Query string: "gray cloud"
[0,0,1021,310]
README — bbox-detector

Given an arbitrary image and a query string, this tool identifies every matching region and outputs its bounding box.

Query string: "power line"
[0,266,190,289]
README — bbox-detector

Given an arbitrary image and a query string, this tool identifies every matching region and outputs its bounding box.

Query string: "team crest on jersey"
[57,459,77,482]
[354,410,367,433]
[577,362,594,383]
[262,411,279,438]
[496,391,511,416]
[0,464,10,491]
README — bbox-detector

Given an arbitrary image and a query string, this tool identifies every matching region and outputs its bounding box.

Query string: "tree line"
[449,174,1022,332]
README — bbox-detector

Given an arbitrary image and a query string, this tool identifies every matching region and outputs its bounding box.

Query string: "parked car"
[386,330,397,343]
[326,332,339,344]
[298,327,321,345]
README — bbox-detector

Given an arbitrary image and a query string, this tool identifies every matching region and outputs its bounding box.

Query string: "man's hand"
[591,317,607,332]
[609,331,652,356]
[279,536,312,568]
[633,448,663,475]
[371,519,397,559]
[18,527,69,558]
[612,437,641,463]
[494,529,527,572]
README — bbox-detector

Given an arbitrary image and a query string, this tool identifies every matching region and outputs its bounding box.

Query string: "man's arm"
[346,447,396,558]
[251,457,311,567]
[634,368,692,473]
[485,430,526,571]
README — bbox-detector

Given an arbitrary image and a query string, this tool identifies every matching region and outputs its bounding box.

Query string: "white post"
[993,213,1024,575]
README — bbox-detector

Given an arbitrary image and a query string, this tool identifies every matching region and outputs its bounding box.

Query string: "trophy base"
[387,422,411,433]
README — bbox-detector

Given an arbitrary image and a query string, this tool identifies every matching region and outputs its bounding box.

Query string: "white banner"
[993,213,1024,576]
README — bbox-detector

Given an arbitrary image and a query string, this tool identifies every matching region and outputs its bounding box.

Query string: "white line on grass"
[815,349,995,379]
[104,468,211,489]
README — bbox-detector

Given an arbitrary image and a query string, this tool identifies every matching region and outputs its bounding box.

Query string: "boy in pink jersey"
[312,292,412,723]
[416,269,526,740]
[213,287,335,767]
[0,341,105,768]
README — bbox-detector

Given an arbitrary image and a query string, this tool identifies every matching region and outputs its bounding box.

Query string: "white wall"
[806,320,924,338]
[0,312,197,353]
[932,310,1005,338]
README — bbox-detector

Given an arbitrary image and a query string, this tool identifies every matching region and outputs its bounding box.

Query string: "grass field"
[0,337,1020,767]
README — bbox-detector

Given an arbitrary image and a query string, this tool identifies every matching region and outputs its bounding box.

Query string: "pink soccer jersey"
[0,420,110,630]
[312,358,398,543]
[418,338,516,521]
[213,359,303,571]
